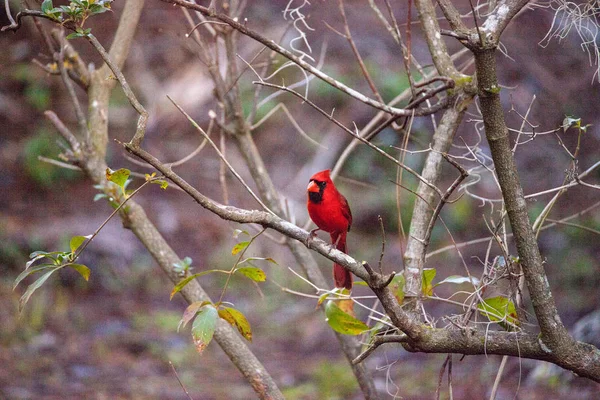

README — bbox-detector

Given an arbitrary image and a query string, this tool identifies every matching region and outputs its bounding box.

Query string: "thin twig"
[86,34,148,147]
[352,334,408,364]
[337,0,384,103]
[219,130,229,204]
[43,111,81,153]
[56,31,88,139]
[38,156,82,171]
[169,361,194,400]
[489,355,507,400]
[168,97,275,215]
[435,355,450,400]
[254,80,444,196]
[377,215,386,274]
[72,178,156,261]
[162,0,435,117]
[1,9,57,32]
[4,0,17,26]
[427,200,600,258]
[420,153,469,246]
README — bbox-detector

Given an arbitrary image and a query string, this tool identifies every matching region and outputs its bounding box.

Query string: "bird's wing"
[340,194,352,231]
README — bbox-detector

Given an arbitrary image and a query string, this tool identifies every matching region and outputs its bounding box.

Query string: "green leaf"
[231,241,250,255]
[218,307,252,341]
[19,269,57,312]
[324,300,370,335]
[70,235,91,253]
[29,250,50,258]
[151,179,168,190]
[89,3,109,14]
[317,292,330,307]
[27,251,66,266]
[177,301,210,332]
[477,296,519,329]
[422,268,436,296]
[235,267,266,282]
[56,253,66,264]
[170,270,227,300]
[66,32,83,40]
[390,273,405,304]
[95,6,112,14]
[41,0,53,13]
[171,275,197,300]
[105,168,130,189]
[14,264,56,289]
[45,7,63,20]
[436,275,479,287]
[69,263,90,281]
[192,305,218,354]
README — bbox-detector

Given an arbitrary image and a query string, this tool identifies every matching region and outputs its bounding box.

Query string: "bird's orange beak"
[307,180,319,193]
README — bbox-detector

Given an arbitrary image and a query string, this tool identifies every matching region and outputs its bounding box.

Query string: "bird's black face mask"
[308,179,326,204]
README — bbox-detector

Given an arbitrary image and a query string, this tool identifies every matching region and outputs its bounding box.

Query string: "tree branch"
[123,138,600,381]
[473,47,572,356]
[403,102,473,298]
[37,0,286,396]
[161,0,426,117]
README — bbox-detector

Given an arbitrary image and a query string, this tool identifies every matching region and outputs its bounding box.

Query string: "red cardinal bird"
[306,170,353,290]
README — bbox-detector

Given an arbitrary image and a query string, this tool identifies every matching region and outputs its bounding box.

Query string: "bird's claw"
[306,228,320,247]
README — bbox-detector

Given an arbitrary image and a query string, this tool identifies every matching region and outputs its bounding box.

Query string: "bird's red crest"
[309,169,331,182]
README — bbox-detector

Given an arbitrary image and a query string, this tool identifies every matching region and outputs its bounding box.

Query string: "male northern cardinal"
[306,170,353,290]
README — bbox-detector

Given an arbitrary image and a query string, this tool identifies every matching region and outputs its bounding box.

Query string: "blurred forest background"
[1,0,600,399]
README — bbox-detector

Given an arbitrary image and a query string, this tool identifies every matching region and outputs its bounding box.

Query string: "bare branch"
[124,143,371,282]
[474,48,569,351]
[337,0,384,103]
[86,34,149,147]
[55,31,88,138]
[43,111,81,154]
[161,0,430,117]
[168,97,276,215]
[253,80,446,196]
[1,9,56,32]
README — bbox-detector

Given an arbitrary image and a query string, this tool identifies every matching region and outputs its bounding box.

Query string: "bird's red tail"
[331,232,352,290]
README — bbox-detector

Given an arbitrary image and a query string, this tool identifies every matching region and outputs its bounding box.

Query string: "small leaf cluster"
[424,268,519,330]
[178,301,252,354]
[317,287,369,335]
[169,252,272,300]
[96,168,167,208]
[106,167,131,196]
[477,296,520,330]
[41,0,112,37]
[325,298,369,335]
[144,172,169,190]
[93,168,132,210]
[563,115,591,133]
[171,229,275,353]
[173,256,193,277]
[15,235,92,311]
